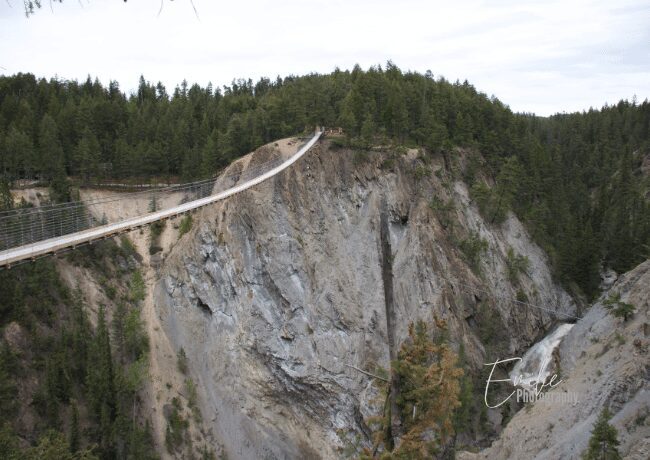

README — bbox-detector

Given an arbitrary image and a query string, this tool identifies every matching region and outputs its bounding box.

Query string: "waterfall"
[510,323,574,388]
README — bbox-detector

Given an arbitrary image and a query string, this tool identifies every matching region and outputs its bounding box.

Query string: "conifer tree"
[582,409,622,460]
[393,320,463,457]
[4,126,35,180]
[69,402,80,454]
[0,177,12,211]
[75,128,100,184]
[86,306,116,429]
[363,320,463,459]
[39,114,69,201]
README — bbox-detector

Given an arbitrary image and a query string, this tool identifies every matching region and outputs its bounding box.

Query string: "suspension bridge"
[0,131,323,269]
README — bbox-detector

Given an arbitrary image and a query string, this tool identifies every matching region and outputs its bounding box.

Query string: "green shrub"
[380,157,395,171]
[149,221,165,254]
[120,236,137,257]
[129,270,146,304]
[150,221,164,240]
[475,302,507,355]
[104,284,117,300]
[614,332,626,346]
[429,196,455,229]
[186,378,202,423]
[458,232,488,273]
[353,150,370,166]
[516,289,529,303]
[328,137,347,150]
[603,292,635,322]
[124,309,149,359]
[165,397,189,453]
[470,181,507,224]
[463,152,484,185]
[178,215,193,238]
[506,247,530,282]
[414,163,431,180]
[177,348,188,375]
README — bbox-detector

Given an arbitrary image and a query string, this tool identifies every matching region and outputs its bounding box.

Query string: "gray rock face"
[459,260,650,460]
[154,141,574,458]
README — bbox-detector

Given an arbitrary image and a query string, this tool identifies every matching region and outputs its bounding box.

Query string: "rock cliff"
[152,139,575,458]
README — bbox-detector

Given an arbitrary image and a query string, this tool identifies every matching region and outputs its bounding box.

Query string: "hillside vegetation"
[1,64,648,297]
[0,241,157,459]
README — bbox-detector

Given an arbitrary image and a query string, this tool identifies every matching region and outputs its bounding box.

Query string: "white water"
[510,323,574,388]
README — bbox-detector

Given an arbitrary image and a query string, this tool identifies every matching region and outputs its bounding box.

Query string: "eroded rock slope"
[154,139,574,458]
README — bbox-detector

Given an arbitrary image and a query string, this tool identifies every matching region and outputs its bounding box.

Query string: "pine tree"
[200,129,220,177]
[39,114,69,202]
[360,113,375,147]
[453,343,475,436]
[70,291,90,382]
[393,320,463,457]
[426,121,449,153]
[0,177,12,211]
[24,430,75,460]
[0,343,18,421]
[582,409,622,460]
[494,156,524,219]
[4,126,35,180]
[69,402,80,453]
[86,306,116,428]
[112,137,132,179]
[603,293,635,322]
[338,97,358,137]
[75,128,101,184]
[364,320,463,458]
[0,423,19,458]
[574,220,601,300]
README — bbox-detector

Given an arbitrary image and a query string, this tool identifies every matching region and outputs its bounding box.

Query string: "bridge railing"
[0,131,321,267]
[0,144,299,252]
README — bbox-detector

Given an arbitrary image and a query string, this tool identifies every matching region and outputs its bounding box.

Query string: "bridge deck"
[0,131,322,268]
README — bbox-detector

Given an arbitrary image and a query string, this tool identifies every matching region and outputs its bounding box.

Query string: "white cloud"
[0,0,648,115]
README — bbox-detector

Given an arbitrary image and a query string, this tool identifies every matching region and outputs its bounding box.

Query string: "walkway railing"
[0,131,322,268]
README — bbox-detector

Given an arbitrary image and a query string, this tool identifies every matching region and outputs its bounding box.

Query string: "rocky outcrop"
[459,260,650,460]
[153,139,574,458]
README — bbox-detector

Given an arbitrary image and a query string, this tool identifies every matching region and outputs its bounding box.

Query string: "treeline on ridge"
[0,63,648,298]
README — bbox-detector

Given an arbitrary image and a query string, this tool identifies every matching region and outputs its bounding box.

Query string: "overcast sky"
[1,0,648,115]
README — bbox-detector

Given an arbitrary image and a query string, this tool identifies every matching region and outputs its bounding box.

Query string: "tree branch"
[344,364,389,382]
[189,0,200,21]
